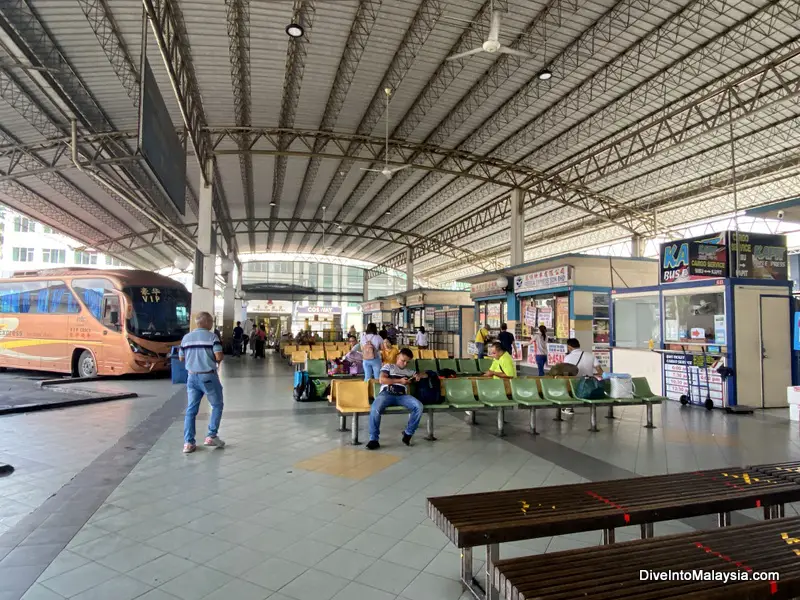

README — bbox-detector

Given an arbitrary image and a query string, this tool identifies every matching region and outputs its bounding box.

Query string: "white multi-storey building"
[0,207,127,277]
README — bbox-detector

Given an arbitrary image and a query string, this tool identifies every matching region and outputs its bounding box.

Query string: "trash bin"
[170,346,187,384]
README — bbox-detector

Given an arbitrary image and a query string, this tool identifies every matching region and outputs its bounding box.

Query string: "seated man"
[483,342,517,379]
[367,348,426,450]
[560,338,603,416]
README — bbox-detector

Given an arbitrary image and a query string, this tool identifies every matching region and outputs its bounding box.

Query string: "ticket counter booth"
[388,289,472,354]
[462,255,658,370]
[612,231,792,409]
[361,300,393,331]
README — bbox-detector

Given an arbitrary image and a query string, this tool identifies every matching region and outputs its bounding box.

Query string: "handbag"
[576,376,605,400]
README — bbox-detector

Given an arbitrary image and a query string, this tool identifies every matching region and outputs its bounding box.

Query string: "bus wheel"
[77,350,97,378]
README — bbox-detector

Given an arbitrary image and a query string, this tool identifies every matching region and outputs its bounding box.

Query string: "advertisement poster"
[660,233,727,283]
[467,341,477,356]
[527,344,538,365]
[538,306,553,329]
[714,314,726,345]
[524,306,536,327]
[555,296,569,339]
[728,231,787,280]
[514,265,571,293]
[595,349,611,372]
[547,343,568,366]
[424,306,436,322]
[512,342,523,362]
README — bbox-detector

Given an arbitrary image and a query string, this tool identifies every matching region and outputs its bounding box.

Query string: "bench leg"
[425,411,437,441]
[640,523,654,539]
[496,408,505,437]
[350,414,361,446]
[602,528,615,544]
[485,543,499,600]
[588,405,599,432]
[764,505,784,519]
[606,405,616,419]
[530,408,538,435]
[460,547,473,593]
[644,403,656,429]
[467,411,477,425]
[718,511,731,527]
[554,407,563,421]
[338,414,350,432]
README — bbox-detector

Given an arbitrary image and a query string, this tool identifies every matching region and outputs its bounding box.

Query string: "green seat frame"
[540,378,579,406]
[306,359,328,378]
[457,359,480,375]
[510,379,551,407]
[632,377,666,403]
[475,379,516,408]
[569,378,613,405]
[437,358,458,372]
[415,359,438,374]
[477,358,494,373]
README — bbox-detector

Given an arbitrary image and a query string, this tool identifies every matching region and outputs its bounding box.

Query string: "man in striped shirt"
[179,312,225,454]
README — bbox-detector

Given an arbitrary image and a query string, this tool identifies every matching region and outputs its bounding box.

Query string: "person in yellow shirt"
[381,338,399,365]
[483,342,516,379]
[475,323,490,359]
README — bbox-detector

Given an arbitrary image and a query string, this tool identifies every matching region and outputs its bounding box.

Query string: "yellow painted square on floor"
[295,447,401,480]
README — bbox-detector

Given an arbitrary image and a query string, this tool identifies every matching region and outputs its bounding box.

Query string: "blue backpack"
[293,371,310,402]
[415,370,441,405]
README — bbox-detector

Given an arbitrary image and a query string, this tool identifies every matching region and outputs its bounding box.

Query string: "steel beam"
[297,0,446,252]
[282,0,382,252]
[269,0,316,249]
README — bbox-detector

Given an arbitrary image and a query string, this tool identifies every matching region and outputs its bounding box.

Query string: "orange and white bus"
[0,268,191,377]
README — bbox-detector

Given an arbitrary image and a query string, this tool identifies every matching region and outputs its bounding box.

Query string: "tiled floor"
[2,353,800,599]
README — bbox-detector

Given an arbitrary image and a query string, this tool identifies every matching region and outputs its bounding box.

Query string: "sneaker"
[183,443,196,454]
[204,436,226,448]
[402,433,412,446]
[561,408,574,415]
[366,440,380,450]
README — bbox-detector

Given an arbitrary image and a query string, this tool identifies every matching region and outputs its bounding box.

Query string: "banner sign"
[728,231,788,280]
[547,343,568,366]
[538,306,553,329]
[512,342,523,361]
[296,306,341,316]
[362,301,382,313]
[514,266,571,293]
[660,233,727,284]
[555,296,569,339]
[470,279,507,299]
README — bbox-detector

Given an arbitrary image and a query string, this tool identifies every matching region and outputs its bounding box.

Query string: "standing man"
[475,322,490,359]
[497,323,515,354]
[232,321,244,356]
[179,312,226,454]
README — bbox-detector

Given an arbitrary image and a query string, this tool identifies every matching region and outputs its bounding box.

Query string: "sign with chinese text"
[555,296,569,339]
[547,343,568,366]
[514,266,571,293]
[470,279,507,299]
[362,301,382,313]
[139,287,162,303]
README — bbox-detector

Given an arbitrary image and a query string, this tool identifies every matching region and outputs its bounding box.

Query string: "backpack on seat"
[415,370,442,405]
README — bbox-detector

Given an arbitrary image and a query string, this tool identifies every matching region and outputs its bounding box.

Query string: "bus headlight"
[128,340,158,357]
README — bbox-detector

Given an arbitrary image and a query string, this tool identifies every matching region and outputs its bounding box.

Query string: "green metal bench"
[510,378,555,435]
[475,379,517,436]
[569,377,615,432]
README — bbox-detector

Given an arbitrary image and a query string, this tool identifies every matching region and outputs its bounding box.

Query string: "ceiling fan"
[446,0,535,62]
[360,87,411,180]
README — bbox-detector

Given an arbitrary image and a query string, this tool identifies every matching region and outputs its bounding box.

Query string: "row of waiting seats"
[332,376,665,443]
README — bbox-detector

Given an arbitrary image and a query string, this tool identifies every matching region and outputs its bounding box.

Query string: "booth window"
[663,292,725,345]
[613,295,661,349]
[593,293,610,345]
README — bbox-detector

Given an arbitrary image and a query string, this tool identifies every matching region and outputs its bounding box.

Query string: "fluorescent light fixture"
[538,69,553,81]
[286,23,304,38]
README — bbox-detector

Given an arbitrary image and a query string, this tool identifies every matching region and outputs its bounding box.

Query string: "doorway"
[760,295,791,408]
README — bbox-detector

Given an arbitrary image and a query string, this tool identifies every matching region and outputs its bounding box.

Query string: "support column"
[192,160,215,325]
[406,247,414,292]
[510,188,525,267]
[222,253,235,342]
[631,234,646,258]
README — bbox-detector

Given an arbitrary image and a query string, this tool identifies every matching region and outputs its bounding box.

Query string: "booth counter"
[612,230,792,409]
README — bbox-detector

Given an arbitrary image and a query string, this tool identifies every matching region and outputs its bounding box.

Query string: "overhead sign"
[296,306,341,315]
[514,266,571,293]
[470,280,506,299]
[660,233,727,284]
[362,301,382,313]
[728,231,787,280]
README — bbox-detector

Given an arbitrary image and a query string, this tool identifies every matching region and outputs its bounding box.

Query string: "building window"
[12,247,34,262]
[43,226,54,234]
[104,256,124,267]
[13,217,36,233]
[74,251,98,265]
[42,249,66,264]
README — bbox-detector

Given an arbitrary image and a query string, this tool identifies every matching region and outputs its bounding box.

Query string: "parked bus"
[0,268,190,377]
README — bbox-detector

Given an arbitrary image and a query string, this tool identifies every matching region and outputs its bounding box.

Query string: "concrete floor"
[1,353,799,600]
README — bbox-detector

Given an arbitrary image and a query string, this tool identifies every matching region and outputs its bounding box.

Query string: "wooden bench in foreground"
[493,517,800,600]
[427,466,800,600]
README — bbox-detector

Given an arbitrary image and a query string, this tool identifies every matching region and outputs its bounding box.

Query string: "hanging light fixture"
[538,68,553,81]
[495,275,508,289]
[285,23,304,38]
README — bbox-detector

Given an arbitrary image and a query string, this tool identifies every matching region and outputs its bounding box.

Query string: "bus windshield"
[123,286,190,342]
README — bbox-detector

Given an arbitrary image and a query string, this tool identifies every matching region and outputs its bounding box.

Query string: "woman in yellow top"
[483,342,517,379]
[381,339,399,365]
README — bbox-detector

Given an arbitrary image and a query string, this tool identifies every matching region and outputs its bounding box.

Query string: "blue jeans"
[363,358,383,382]
[535,354,547,377]
[185,372,224,445]
[369,391,423,442]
